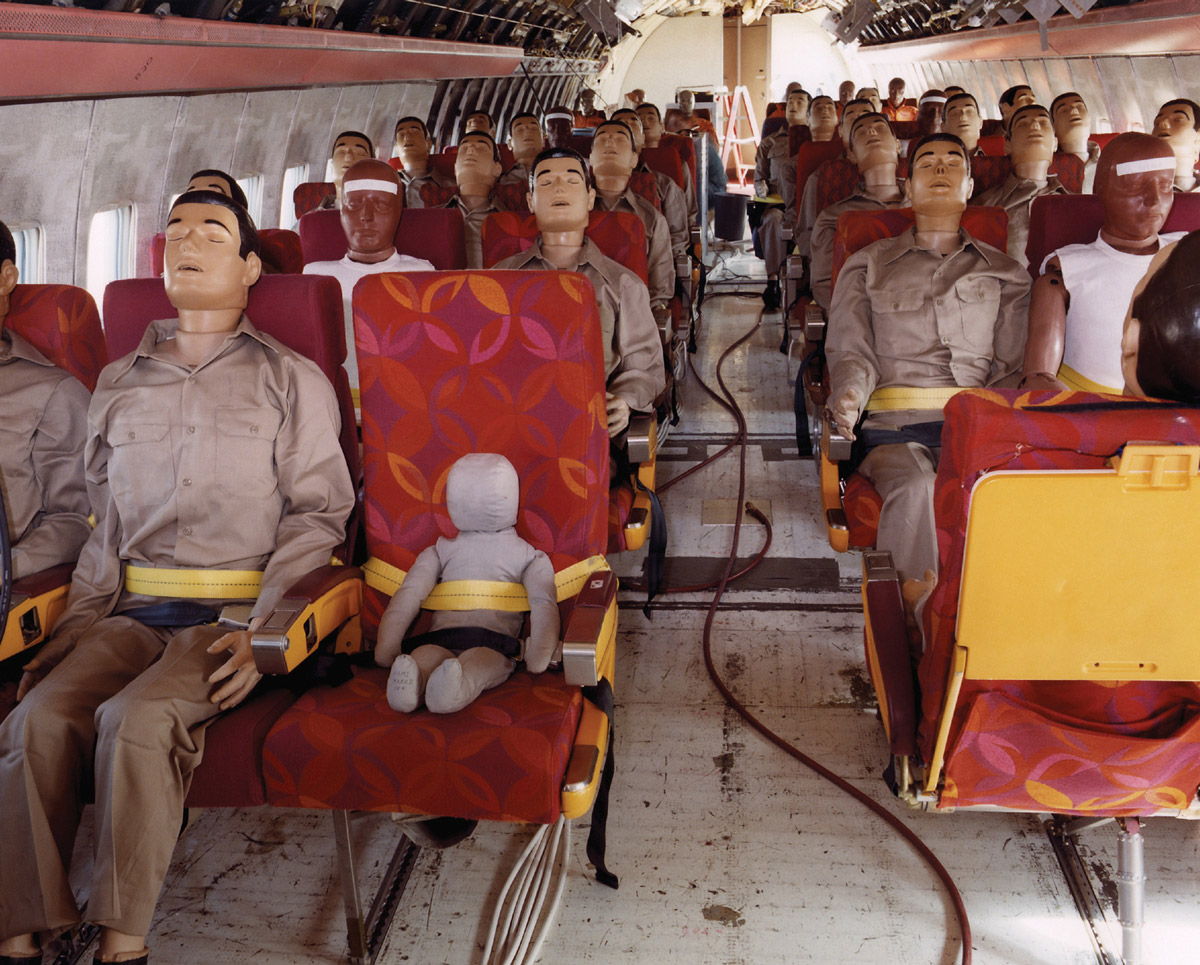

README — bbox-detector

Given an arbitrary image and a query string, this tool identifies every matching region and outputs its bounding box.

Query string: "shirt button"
[250,425,259,434]
[181,526,192,536]
[182,478,192,486]
[128,431,136,440]
[187,426,196,434]
[187,375,196,383]
[942,337,950,345]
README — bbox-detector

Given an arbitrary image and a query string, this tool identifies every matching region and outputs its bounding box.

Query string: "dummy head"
[1005,104,1056,166]
[784,89,811,128]
[186,170,248,209]
[678,90,696,115]
[838,80,856,106]
[590,120,637,180]
[339,159,403,263]
[393,116,432,169]
[528,148,594,234]
[544,106,575,149]
[915,90,946,136]
[628,89,646,107]
[611,108,645,153]
[464,110,494,136]
[331,131,374,189]
[944,93,982,151]
[636,103,664,147]
[839,98,876,149]
[944,85,965,97]
[454,131,502,194]
[856,88,883,112]
[446,452,519,534]
[999,85,1035,127]
[0,221,17,322]
[1050,92,1090,153]
[887,77,906,108]
[580,89,598,115]
[906,134,972,217]
[1121,231,1200,402]
[809,95,838,139]
[508,111,545,166]
[847,113,899,174]
[1152,99,1200,173]
[163,190,261,314]
[1094,133,1176,248]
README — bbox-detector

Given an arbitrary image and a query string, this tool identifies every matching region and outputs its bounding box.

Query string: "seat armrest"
[626,413,655,464]
[803,302,826,342]
[675,257,691,280]
[861,552,917,757]
[251,565,363,675]
[820,406,853,463]
[561,570,618,687]
[1,563,75,662]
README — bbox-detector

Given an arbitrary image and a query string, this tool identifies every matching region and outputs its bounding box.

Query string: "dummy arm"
[1021,257,1069,389]
[374,545,442,666]
[520,550,560,673]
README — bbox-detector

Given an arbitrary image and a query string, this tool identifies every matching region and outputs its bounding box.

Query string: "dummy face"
[1152,102,1200,161]
[838,81,856,106]
[944,97,982,147]
[629,90,645,106]
[164,202,260,312]
[394,120,431,166]
[848,115,899,173]
[465,112,493,135]
[1101,164,1175,244]
[839,102,874,148]
[637,105,663,144]
[590,125,636,178]
[455,134,502,187]
[907,140,972,217]
[1051,95,1090,144]
[529,155,594,233]
[888,78,906,108]
[916,95,944,135]
[580,90,597,114]
[508,115,544,162]
[857,88,882,113]
[678,90,695,114]
[809,96,838,138]
[1007,107,1056,165]
[1000,87,1035,124]
[784,92,810,128]
[340,161,403,259]
[545,112,574,149]
[331,135,373,186]
[614,112,645,152]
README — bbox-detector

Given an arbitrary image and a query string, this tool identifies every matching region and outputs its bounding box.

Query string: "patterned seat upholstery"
[293,181,336,220]
[660,132,697,192]
[917,390,1200,815]
[794,141,844,217]
[628,169,664,212]
[787,125,813,156]
[298,206,467,270]
[480,210,648,284]
[976,134,1005,157]
[262,269,611,823]
[7,284,107,391]
[150,228,304,276]
[969,153,1085,198]
[418,180,459,209]
[815,158,862,212]
[493,180,529,213]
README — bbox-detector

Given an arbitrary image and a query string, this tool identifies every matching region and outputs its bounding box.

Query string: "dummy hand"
[16,629,83,702]
[606,394,631,437]
[207,617,266,711]
[828,387,863,441]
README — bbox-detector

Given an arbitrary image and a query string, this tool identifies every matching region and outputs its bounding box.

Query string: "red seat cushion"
[794,140,844,216]
[641,146,685,190]
[294,182,336,220]
[660,132,697,191]
[843,473,881,549]
[263,667,582,823]
[7,285,107,391]
[787,124,813,156]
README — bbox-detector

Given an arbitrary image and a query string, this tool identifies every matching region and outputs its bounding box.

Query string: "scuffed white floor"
[124,253,1199,964]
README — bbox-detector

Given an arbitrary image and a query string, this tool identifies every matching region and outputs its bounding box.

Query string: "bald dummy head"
[340,159,403,263]
[1121,231,1200,402]
[1095,133,1177,249]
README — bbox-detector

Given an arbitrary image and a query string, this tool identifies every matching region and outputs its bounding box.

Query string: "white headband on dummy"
[1114,157,1177,177]
[344,179,399,194]
[919,96,947,106]
[544,111,574,123]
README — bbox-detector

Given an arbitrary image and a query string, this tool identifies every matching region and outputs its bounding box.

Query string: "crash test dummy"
[462,109,494,137]
[856,88,883,113]
[493,147,666,439]
[943,93,985,155]
[543,106,575,150]
[303,159,434,390]
[998,85,1036,128]
[589,119,675,319]
[646,100,725,210]
[837,80,856,114]
[810,113,909,311]
[1120,229,1200,403]
[1051,92,1099,192]
[1152,98,1200,193]
[665,90,718,147]
[809,95,839,143]
[575,89,606,129]
[439,129,509,268]
[500,111,545,187]
[754,87,811,309]
[320,130,374,209]
[0,191,355,965]
[897,90,946,157]
[634,101,700,226]
[972,104,1068,268]
[375,453,558,714]
[883,77,917,123]
[1022,132,1184,393]
[0,220,90,583]
[825,133,1030,620]
[391,115,455,208]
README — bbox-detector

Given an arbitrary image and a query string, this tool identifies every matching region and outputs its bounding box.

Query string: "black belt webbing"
[580,677,618,890]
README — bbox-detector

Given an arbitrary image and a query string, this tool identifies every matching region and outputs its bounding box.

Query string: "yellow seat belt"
[864,386,965,412]
[362,554,611,611]
[123,565,264,599]
[1057,364,1121,396]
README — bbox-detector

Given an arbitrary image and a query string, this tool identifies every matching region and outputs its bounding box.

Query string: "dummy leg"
[858,441,940,586]
[0,618,166,945]
[425,647,516,715]
[387,644,454,713]
[760,209,784,308]
[87,623,230,949]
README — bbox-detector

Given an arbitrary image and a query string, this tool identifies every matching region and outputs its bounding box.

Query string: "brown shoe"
[0,954,43,965]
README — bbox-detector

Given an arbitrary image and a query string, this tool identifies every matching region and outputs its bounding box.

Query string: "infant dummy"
[374,453,560,713]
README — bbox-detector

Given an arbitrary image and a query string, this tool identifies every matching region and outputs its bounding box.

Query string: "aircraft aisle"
[56,252,1200,965]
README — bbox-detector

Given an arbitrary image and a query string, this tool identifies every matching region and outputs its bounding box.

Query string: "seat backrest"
[641,146,685,191]
[761,115,787,141]
[830,207,1009,295]
[1025,192,1200,278]
[815,158,863,212]
[297,207,467,270]
[627,169,663,213]
[480,211,649,284]
[891,120,920,141]
[1091,132,1120,151]
[150,228,304,277]
[977,134,1005,156]
[353,269,611,634]
[970,153,1086,199]
[6,284,107,392]
[794,140,845,215]
[493,180,529,213]
[569,133,595,158]
[293,182,336,220]
[787,125,813,156]
[659,132,697,190]
[980,118,1004,136]
[430,153,456,179]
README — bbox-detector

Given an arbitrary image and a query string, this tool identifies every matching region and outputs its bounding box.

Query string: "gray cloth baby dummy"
[374,453,560,714]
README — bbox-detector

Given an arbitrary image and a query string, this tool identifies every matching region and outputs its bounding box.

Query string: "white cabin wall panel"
[1024,60,1054,105]
[1126,58,1182,128]
[768,13,854,100]
[1168,55,1200,101]
[287,87,346,183]
[164,91,252,227]
[231,89,300,229]
[617,16,723,112]
[966,61,1001,118]
[1093,57,1143,131]
[1,100,94,286]
[1044,59,1075,101]
[1065,59,1114,132]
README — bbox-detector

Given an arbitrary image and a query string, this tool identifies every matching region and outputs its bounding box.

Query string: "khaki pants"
[759,207,786,276]
[858,440,940,585]
[0,617,229,940]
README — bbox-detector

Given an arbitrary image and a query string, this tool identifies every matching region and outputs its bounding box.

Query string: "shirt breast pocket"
[954,277,1002,353]
[872,287,928,359]
[108,414,175,507]
[216,406,281,498]
[0,403,41,499]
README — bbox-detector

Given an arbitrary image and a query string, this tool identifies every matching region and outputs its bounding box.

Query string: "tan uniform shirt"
[401,166,456,209]
[972,173,1067,268]
[499,162,531,187]
[51,316,355,641]
[827,227,1031,415]
[809,180,909,311]
[442,190,509,269]
[0,329,91,579]
[644,165,691,264]
[494,237,667,412]
[593,188,674,310]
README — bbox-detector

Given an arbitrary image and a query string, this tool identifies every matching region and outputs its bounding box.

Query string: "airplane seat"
[416,180,459,208]
[787,124,813,156]
[149,228,303,276]
[569,132,595,157]
[493,179,529,213]
[761,115,787,141]
[659,132,698,192]
[387,157,402,172]
[1090,131,1120,151]
[293,181,337,220]
[498,143,516,170]
[0,285,108,688]
[979,118,1004,136]
[976,133,1005,156]
[260,269,619,960]
[970,154,1085,199]
[890,120,920,140]
[627,168,664,213]
[1049,151,1084,191]
[298,206,468,270]
[793,140,845,221]
[641,145,686,190]
[429,152,456,179]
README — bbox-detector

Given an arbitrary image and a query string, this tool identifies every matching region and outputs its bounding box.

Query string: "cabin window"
[238,174,264,226]
[87,204,135,309]
[9,223,44,284]
[281,163,309,230]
